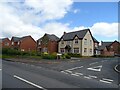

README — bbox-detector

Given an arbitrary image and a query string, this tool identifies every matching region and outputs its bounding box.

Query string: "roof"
[11,36,34,42]
[0,38,9,41]
[98,42,113,50]
[38,34,59,41]
[46,34,59,41]
[11,37,21,42]
[59,29,89,41]
[93,37,99,43]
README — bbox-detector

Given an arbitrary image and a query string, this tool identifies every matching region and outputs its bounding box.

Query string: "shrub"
[68,53,81,57]
[41,53,57,60]
[62,53,71,59]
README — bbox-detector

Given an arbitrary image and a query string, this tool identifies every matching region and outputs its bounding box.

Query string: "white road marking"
[75,72,83,76]
[102,78,113,82]
[13,75,47,90]
[84,76,91,79]
[88,75,97,79]
[87,65,102,72]
[65,70,72,74]
[114,65,120,73]
[65,66,83,71]
[61,71,68,74]
[89,62,98,65]
[0,69,2,71]
[100,80,112,84]
[71,73,79,77]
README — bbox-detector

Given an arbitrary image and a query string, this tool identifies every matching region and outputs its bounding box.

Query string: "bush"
[41,53,57,60]
[68,53,81,57]
[62,53,71,59]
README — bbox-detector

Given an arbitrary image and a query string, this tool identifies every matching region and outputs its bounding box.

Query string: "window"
[38,41,41,45]
[90,49,92,53]
[84,48,87,53]
[5,42,9,46]
[74,48,79,53]
[90,40,92,45]
[61,40,64,44]
[84,39,87,45]
[95,43,98,48]
[21,49,24,51]
[60,48,64,53]
[43,48,48,52]
[67,41,71,45]
[111,46,113,48]
[75,39,78,44]
[18,42,20,45]
[12,42,14,45]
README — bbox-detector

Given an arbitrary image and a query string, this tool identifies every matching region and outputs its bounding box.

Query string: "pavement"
[2,57,120,89]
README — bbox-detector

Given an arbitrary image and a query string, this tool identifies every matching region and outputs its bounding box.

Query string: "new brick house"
[37,33,59,54]
[98,40,120,56]
[11,35,37,51]
[58,29,98,56]
[0,38,11,48]
[93,37,99,55]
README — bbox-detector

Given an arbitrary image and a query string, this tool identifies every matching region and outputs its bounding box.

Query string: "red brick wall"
[20,36,37,51]
[37,40,58,54]
[108,41,119,54]
[2,38,11,48]
[48,41,58,53]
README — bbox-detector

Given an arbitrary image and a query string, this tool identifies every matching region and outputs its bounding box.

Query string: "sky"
[0,0,118,42]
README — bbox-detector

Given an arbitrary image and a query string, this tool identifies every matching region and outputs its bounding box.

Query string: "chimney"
[64,32,66,35]
[101,41,103,46]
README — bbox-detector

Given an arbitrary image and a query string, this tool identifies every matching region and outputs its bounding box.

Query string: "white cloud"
[72,22,118,39]
[0,0,73,40]
[0,1,118,42]
[73,9,80,14]
[42,22,72,37]
[90,22,118,38]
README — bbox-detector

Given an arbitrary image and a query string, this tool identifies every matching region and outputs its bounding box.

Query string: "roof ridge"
[65,29,89,34]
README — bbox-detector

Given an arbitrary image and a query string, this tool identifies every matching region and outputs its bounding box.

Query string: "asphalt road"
[2,57,120,89]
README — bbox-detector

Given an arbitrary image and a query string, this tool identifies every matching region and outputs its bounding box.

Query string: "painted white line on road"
[99,80,112,84]
[65,70,72,74]
[13,75,47,90]
[88,75,97,79]
[0,69,2,71]
[65,66,83,71]
[87,65,102,72]
[89,62,98,65]
[114,65,120,73]
[75,72,83,76]
[84,76,91,79]
[102,78,113,82]
[71,73,79,77]
[61,71,68,74]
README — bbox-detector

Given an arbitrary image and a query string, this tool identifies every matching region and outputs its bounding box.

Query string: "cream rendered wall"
[82,31,94,56]
[58,39,66,53]
[72,36,82,54]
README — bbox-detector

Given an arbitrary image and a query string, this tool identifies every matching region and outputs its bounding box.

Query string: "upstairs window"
[90,40,92,45]
[61,40,64,44]
[75,39,78,44]
[12,42,14,45]
[5,42,9,46]
[84,39,87,45]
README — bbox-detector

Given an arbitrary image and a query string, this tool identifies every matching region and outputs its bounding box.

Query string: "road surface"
[2,58,120,89]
